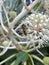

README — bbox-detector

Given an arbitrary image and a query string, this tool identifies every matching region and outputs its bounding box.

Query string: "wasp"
[21,24,28,36]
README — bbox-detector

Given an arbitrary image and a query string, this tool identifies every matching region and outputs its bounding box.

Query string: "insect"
[21,24,28,36]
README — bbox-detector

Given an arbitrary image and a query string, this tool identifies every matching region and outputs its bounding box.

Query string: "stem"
[10,0,39,28]
[28,54,34,65]
[0,54,16,65]
[31,54,44,64]
[23,62,27,65]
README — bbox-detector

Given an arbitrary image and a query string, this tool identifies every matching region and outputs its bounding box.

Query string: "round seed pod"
[2,41,8,46]
[10,11,17,18]
[43,57,49,65]
[6,6,10,11]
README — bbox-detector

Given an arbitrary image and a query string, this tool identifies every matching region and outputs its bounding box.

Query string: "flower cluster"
[0,0,49,56]
[21,13,49,49]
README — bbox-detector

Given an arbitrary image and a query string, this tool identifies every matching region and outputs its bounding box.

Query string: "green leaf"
[14,51,28,65]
